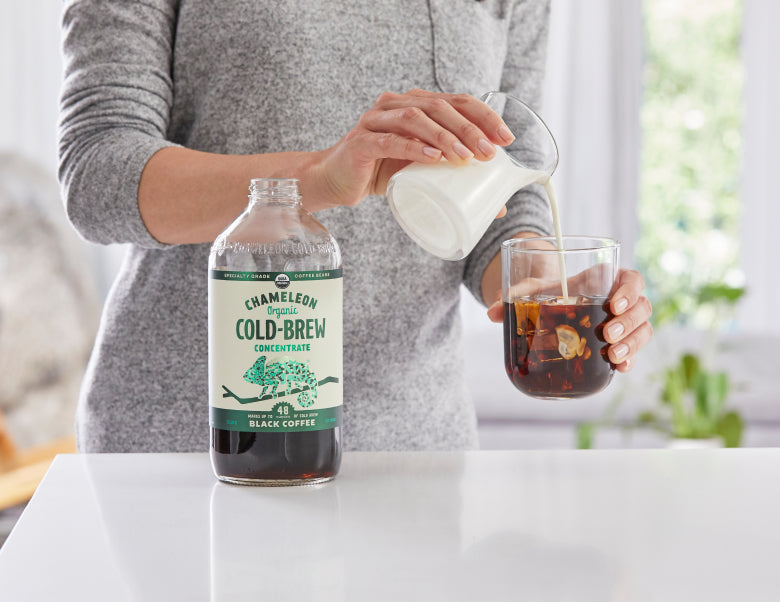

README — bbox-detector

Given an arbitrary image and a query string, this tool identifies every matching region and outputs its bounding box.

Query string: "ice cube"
[555,325,580,359]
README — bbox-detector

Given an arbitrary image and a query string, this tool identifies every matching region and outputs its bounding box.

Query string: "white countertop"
[1,449,779,601]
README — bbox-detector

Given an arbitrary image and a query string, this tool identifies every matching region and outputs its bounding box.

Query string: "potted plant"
[577,282,745,449]
[636,351,742,447]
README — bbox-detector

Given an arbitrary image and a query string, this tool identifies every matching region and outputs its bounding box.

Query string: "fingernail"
[423,146,442,159]
[498,125,514,143]
[614,297,628,314]
[612,343,628,361]
[478,138,495,157]
[608,322,624,341]
[453,141,473,160]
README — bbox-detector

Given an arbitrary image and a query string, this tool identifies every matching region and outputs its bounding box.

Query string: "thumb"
[486,300,504,323]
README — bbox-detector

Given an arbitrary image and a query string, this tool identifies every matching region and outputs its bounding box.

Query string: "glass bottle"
[208,178,343,485]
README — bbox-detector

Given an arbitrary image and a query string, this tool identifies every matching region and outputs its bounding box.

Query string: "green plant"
[636,352,742,446]
[576,282,745,449]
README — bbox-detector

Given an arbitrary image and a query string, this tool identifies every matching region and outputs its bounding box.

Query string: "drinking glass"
[502,236,620,399]
[387,92,558,260]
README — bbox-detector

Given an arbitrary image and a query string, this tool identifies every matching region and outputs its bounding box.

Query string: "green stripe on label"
[210,405,341,432]
[210,269,343,281]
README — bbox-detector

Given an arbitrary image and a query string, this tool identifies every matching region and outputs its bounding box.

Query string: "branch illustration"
[222,376,340,405]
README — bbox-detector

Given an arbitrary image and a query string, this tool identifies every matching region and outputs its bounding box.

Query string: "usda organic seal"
[274,273,290,289]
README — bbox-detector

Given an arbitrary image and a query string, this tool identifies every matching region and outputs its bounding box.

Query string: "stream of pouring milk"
[541,179,568,300]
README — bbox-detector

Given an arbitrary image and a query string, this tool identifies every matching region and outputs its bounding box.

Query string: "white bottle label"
[208,269,343,433]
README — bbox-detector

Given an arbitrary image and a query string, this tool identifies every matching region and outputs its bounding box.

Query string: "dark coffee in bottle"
[208,179,343,485]
[210,429,340,483]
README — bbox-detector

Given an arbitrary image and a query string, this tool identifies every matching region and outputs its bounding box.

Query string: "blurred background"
[467,0,780,451]
[1,0,778,538]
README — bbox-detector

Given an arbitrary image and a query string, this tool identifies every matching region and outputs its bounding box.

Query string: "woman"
[59,0,652,452]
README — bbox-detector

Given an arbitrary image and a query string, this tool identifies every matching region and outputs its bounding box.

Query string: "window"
[636,0,743,328]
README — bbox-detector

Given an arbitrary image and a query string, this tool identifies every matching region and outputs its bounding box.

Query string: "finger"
[609,269,647,316]
[347,130,443,165]
[360,106,474,163]
[561,263,615,298]
[419,95,497,161]
[382,91,506,161]
[486,300,503,323]
[607,320,654,367]
[505,277,562,300]
[493,278,558,324]
[603,295,652,345]
[407,89,515,146]
[495,206,507,219]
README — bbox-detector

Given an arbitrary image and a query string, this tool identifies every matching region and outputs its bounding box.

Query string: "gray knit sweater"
[59,0,552,452]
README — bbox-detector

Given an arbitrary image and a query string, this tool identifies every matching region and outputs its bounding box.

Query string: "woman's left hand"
[598,269,653,372]
[487,268,653,373]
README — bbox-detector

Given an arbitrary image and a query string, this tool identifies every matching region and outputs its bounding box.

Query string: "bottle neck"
[248,178,302,206]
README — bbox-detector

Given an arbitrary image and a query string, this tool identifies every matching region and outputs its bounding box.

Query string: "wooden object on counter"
[0,411,76,510]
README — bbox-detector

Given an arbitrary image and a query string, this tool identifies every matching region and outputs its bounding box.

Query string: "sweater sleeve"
[58,0,180,248]
[462,0,553,304]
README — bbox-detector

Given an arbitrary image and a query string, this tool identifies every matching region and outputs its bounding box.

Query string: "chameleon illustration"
[243,355,318,407]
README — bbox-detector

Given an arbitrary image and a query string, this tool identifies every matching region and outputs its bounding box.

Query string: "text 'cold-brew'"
[208,178,343,485]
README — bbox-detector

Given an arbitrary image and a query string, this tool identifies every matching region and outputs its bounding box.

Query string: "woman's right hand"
[135,89,514,244]
[304,89,516,212]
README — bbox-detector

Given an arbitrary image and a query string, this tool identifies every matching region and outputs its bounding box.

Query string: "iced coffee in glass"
[501,236,620,399]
